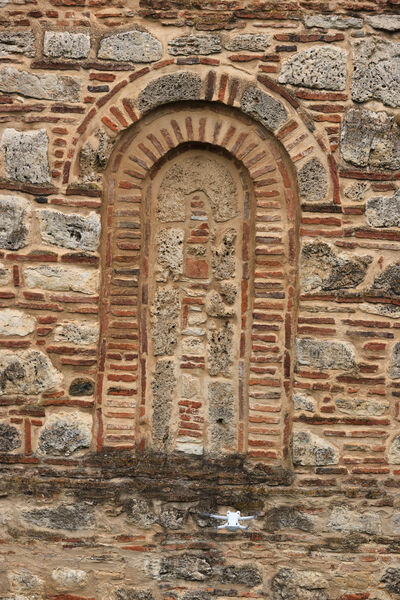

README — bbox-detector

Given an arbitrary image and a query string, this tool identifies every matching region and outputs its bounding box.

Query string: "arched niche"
[99,102,300,465]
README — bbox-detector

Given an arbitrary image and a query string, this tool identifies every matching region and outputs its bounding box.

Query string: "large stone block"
[157,554,213,581]
[271,568,329,600]
[0,195,30,249]
[151,288,179,355]
[208,381,235,453]
[0,349,61,395]
[138,72,201,113]
[390,343,400,379]
[304,14,363,29]
[1,129,50,184]
[388,433,400,464]
[168,34,221,55]
[22,503,94,530]
[98,30,162,62]
[327,505,381,535]
[372,262,400,298]
[335,396,388,416]
[38,412,91,456]
[296,338,355,370]
[220,566,262,587]
[208,322,233,377]
[0,67,80,101]
[292,431,339,466]
[241,86,287,132]
[37,209,100,251]
[151,359,175,451]
[51,568,88,592]
[278,45,347,90]
[0,309,35,336]
[366,15,400,31]
[352,37,400,107]
[157,228,184,281]
[224,33,270,51]
[297,157,327,202]
[264,505,315,532]
[44,31,90,59]
[79,129,114,182]
[8,569,44,594]
[366,189,400,228]
[125,497,158,528]
[24,265,99,295]
[381,568,400,594]
[0,31,35,56]
[54,321,99,346]
[340,108,400,170]
[0,423,21,452]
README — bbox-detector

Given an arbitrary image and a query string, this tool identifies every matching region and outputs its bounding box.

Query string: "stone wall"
[1,0,400,598]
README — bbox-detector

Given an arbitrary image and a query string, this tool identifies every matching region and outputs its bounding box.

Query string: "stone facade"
[0,1,400,599]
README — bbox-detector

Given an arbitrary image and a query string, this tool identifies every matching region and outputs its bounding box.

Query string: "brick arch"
[97,101,299,466]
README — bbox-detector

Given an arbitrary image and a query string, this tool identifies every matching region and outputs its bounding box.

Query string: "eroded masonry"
[2,1,400,598]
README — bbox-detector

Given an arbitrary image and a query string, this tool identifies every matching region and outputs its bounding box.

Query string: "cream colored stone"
[24,265,99,295]
[0,309,35,336]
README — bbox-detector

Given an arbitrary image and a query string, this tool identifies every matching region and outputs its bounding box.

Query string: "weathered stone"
[0,349,61,395]
[37,209,100,251]
[293,392,315,413]
[366,189,400,228]
[158,554,213,581]
[80,130,114,182]
[69,378,95,396]
[125,497,158,528]
[304,14,363,29]
[158,155,237,223]
[381,568,400,594]
[138,72,202,113]
[208,381,234,453]
[159,505,186,529]
[181,374,200,399]
[0,67,80,101]
[327,505,381,534]
[388,433,400,463]
[301,241,371,292]
[241,86,288,132]
[98,30,162,62]
[168,34,221,55]
[341,108,400,170]
[0,262,11,285]
[224,33,270,51]
[44,31,90,59]
[54,321,99,346]
[297,158,328,202]
[335,397,388,416]
[264,506,315,532]
[372,262,400,298]
[0,309,35,337]
[292,430,339,466]
[0,31,35,57]
[366,14,400,31]
[0,195,30,250]
[212,228,237,280]
[38,412,91,456]
[360,302,400,319]
[352,37,400,107]
[296,338,355,370]
[344,181,368,202]
[8,569,44,593]
[219,282,237,305]
[115,589,155,600]
[24,265,99,295]
[51,567,88,591]
[22,503,94,530]
[151,359,175,451]
[157,228,184,281]
[220,565,262,587]
[208,322,233,377]
[0,423,21,452]
[390,343,400,379]
[278,45,347,90]
[151,288,179,355]
[1,129,50,184]
[206,291,234,318]
[271,568,329,600]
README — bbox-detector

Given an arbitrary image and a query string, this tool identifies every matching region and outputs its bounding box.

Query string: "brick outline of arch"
[68,68,337,464]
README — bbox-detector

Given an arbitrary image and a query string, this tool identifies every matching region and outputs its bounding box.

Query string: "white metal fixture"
[201,509,258,532]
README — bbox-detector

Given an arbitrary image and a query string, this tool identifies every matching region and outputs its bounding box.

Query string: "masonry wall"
[1,1,400,598]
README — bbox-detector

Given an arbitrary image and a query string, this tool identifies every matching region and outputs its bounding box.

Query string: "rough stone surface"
[0,423,21,452]
[158,554,213,581]
[0,31,35,57]
[366,189,400,228]
[0,262,11,285]
[212,229,237,281]
[271,568,329,600]
[37,209,100,251]
[1,128,50,184]
[293,392,315,412]
[115,589,155,600]
[151,359,175,451]
[388,434,400,463]
[0,67,80,102]
[297,158,328,202]
[159,506,186,530]
[208,322,233,377]
[292,430,339,466]
[344,181,368,202]
[0,195,30,250]
[381,568,400,594]
[157,228,184,281]
[38,412,91,456]
[168,34,221,55]
[264,506,315,532]
[44,31,90,59]
[301,241,371,292]
[208,381,234,453]
[241,86,288,132]
[79,129,114,182]
[125,497,158,528]
[69,378,95,396]
[366,15,400,31]
[352,37,400,107]
[340,108,400,170]
[360,302,400,319]
[138,72,202,113]
[224,33,270,51]
[304,14,363,29]
[220,566,262,587]
[372,262,400,298]
[390,343,400,379]
[54,321,99,345]
[278,45,347,90]
[296,338,355,370]
[0,308,35,336]
[151,288,179,355]
[0,349,61,395]
[98,30,162,62]
[22,503,94,530]
[327,505,381,534]
[24,265,99,295]
[8,569,44,593]
[51,567,88,591]
[335,397,388,416]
